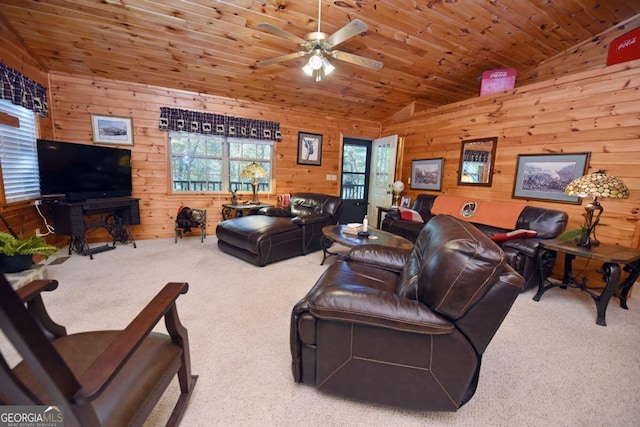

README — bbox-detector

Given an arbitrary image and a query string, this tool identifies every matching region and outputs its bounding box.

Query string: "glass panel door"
[339,138,371,224]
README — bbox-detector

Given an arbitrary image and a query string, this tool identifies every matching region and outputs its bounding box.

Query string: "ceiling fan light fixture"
[259,0,383,78]
[314,68,325,82]
[302,64,314,76]
[322,57,335,75]
[307,53,323,70]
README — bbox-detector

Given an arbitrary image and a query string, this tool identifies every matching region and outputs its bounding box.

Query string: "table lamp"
[240,162,267,204]
[391,180,405,208]
[564,170,629,248]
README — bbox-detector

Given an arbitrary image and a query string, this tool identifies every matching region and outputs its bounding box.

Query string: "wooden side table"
[376,206,397,229]
[221,203,273,220]
[535,238,640,326]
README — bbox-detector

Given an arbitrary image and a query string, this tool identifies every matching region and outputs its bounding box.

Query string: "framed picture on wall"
[410,158,444,191]
[512,152,590,203]
[297,132,323,166]
[91,115,134,145]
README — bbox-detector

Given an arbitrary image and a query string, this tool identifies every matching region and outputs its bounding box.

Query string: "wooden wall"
[383,19,640,250]
[0,15,55,246]
[2,10,382,244]
[1,12,639,259]
[519,15,640,86]
[46,73,381,240]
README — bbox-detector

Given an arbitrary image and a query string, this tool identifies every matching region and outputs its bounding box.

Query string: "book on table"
[343,223,363,235]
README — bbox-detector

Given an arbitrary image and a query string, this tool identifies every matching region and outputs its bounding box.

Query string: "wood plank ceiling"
[1,0,639,122]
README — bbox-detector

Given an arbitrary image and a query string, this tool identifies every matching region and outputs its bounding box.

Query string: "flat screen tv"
[37,139,132,202]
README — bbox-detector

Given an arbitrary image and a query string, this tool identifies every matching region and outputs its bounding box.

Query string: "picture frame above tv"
[91,114,134,145]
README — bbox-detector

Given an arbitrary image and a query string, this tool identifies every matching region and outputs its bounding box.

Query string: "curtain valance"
[159,107,281,141]
[0,63,49,117]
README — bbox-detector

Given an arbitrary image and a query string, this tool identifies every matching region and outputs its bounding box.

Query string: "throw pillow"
[398,207,424,223]
[490,229,537,243]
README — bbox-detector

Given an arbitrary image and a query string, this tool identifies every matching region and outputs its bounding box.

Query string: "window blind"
[0,99,40,203]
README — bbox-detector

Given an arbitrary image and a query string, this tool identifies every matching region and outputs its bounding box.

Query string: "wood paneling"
[1,1,638,122]
[47,72,380,240]
[1,3,639,290]
[0,13,57,248]
[383,58,640,285]
[384,59,640,247]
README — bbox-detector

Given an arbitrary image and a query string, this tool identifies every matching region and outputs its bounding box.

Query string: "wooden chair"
[0,275,197,427]
[175,206,207,243]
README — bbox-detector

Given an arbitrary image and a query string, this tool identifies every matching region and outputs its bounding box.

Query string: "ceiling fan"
[257,0,383,81]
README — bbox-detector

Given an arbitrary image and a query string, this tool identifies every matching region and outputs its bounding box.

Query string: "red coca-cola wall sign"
[607,26,640,66]
[480,68,517,96]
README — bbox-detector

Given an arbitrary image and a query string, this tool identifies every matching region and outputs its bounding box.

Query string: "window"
[0,99,39,204]
[169,131,273,194]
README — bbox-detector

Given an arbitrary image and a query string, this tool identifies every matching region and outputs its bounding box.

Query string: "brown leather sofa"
[382,194,568,290]
[290,215,524,411]
[216,193,342,266]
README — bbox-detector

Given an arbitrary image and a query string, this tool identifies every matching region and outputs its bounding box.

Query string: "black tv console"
[44,197,140,259]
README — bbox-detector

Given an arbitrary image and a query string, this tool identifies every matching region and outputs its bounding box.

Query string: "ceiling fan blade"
[331,50,384,71]
[258,51,308,66]
[258,23,307,45]
[325,19,368,49]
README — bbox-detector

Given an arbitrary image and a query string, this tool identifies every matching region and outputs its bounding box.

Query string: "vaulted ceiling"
[1,1,639,122]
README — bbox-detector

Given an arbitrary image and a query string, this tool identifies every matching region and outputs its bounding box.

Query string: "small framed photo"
[400,196,411,208]
[512,152,591,203]
[411,158,444,191]
[92,114,134,145]
[297,132,322,166]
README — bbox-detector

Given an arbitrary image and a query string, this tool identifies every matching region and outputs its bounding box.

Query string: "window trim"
[167,131,274,195]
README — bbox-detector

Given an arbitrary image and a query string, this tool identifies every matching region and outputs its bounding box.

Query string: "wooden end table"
[535,238,640,326]
[221,203,273,220]
[320,224,413,265]
[376,206,398,229]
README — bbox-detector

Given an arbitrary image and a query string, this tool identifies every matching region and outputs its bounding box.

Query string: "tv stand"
[44,197,140,259]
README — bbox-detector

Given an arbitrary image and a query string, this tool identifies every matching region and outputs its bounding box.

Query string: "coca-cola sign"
[607,26,640,66]
[480,68,517,96]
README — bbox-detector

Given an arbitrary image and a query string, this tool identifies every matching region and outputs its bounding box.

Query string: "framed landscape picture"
[411,158,444,191]
[512,153,590,203]
[297,131,323,166]
[92,115,134,145]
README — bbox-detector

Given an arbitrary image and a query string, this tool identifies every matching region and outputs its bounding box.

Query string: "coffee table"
[320,224,413,265]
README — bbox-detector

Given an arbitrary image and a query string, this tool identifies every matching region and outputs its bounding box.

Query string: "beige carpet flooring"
[3,235,640,426]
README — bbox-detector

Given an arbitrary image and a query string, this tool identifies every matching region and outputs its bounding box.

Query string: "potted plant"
[0,232,59,273]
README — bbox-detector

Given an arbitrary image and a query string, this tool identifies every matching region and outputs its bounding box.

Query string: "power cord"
[34,200,56,236]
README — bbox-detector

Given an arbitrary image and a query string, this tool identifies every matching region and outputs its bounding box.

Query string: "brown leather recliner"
[290,215,524,411]
[216,193,342,266]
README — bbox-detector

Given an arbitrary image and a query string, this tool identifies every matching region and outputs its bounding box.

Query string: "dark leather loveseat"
[291,215,524,411]
[382,194,568,290]
[216,193,342,266]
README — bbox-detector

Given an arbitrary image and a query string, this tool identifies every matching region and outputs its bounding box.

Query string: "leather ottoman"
[216,215,302,266]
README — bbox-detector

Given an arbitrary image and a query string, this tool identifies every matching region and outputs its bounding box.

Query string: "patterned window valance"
[159,107,281,141]
[0,63,49,117]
